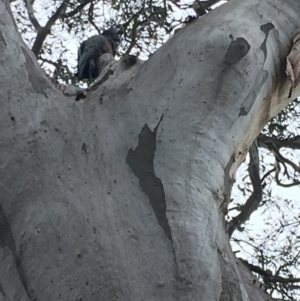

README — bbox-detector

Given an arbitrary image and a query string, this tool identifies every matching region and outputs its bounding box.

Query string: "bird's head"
[102,26,123,44]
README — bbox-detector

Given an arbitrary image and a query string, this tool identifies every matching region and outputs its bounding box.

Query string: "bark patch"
[0,30,7,46]
[260,23,274,65]
[224,37,250,64]
[0,204,33,299]
[126,119,172,240]
[239,69,268,116]
[21,46,50,98]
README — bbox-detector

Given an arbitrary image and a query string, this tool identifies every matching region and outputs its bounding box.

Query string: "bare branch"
[275,176,300,187]
[125,16,148,56]
[244,262,299,298]
[261,167,276,184]
[88,2,101,34]
[240,258,300,285]
[274,252,300,278]
[258,134,300,186]
[24,0,41,32]
[39,57,60,68]
[258,133,300,150]
[45,1,67,29]
[61,0,93,19]
[239,258,272,277]
[31,0,68,57]
[228,141,263,237]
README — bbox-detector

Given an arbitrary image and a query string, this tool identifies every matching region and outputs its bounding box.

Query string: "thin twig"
[88,2,101,34]
[61,0,93,18]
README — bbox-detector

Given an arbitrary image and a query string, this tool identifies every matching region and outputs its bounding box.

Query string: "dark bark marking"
[0,283,6,296]
[126,116,172,240]
[238,107,247,116]
[82,142,87,154]
[260,23,274,35]
[224,37,250,64]
[260,23,275,66]
[0,30,7,46]
[21,46,51,98]
[0,204,34,300]
[238,70,268,116]
[75,92,87,101]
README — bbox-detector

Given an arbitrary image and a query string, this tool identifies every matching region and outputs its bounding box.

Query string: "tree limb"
[258,134,300,186]
[124,15,148,55]
[31,0,68,56]
[239,258,300,284]
[61,0,93,18]
[258,133,300,150]
[261,167,276,184]
[24,0,41,31]
[88,1,101,34]
[228,141,263,237]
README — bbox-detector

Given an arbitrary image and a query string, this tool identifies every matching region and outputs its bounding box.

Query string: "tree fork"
[1,0,300,300]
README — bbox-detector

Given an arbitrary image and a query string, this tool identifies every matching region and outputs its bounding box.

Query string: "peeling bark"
[1,0,300,300]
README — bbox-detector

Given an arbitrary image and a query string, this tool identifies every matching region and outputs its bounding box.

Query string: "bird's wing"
[77,35,113,80]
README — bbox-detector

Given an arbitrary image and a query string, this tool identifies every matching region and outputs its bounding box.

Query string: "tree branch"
[31,0,68,57]
[88,1,101,34]
[228,141,263,237]
[261,167,276,184]
[61,0,93,18]
[240,258,300,284]
[258,133,300,150]
[124,15,148,55]
[258,134,300,186]
[24,0,41,32]
[275,174,300,187]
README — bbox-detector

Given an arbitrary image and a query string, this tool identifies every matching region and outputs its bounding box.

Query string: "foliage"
[229,102,300,300]
[11,0,212,84]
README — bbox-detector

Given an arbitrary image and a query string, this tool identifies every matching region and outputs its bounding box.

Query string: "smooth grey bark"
[0,0,300,300]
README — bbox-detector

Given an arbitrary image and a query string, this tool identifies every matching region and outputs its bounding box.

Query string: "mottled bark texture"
[0,0,300,300]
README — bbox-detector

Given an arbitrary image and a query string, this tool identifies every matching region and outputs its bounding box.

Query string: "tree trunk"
[1,0,300,300]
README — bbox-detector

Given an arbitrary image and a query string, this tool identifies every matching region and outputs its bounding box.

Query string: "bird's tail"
[77,58,96,80]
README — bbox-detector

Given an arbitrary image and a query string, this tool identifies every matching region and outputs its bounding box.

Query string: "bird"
[76,27,122,81]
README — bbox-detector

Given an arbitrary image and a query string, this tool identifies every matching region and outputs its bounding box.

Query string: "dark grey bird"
[76,27,122,80]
